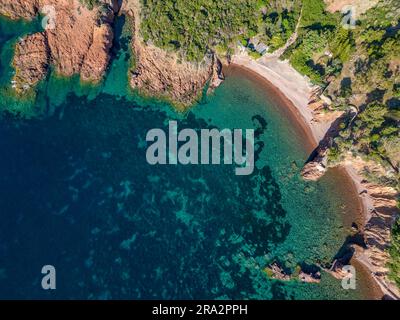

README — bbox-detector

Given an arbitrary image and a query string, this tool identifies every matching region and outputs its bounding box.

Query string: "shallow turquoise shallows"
[0,15,366,300]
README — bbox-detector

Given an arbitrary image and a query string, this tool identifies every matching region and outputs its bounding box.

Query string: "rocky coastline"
[300,95,400,300]
[122,0,224,110]
[264,262,321,284]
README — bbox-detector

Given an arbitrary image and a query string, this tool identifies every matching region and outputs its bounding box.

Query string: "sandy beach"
[230,53,388,299]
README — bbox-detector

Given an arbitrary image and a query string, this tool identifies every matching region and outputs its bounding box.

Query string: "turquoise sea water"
[0,16,367,299]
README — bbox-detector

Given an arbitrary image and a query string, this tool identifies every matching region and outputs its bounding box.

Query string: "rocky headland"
[300,0,400,298]
[12,32,49,91]
[122,0,224,110]
[0,0,39,20]
[2,0,116,92]
[129,40,223,110]
[3,0,223,108]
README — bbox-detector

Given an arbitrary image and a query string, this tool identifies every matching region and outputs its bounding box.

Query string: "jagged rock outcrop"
[301,104,357,181]
[298,271,321,284]
[2,0,116,92]
[265,263,292,281]
[12,32,49,92]
[208,57,225,93]
[130,42,219,108]
[80,24,114,82]
[324,0,380,16]
[264,262,321,284]
[323,260,352,280]
[301,95,400,299]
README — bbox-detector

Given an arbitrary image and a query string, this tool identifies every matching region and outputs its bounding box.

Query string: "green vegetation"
[331,102,399,175]
[300,0,336,28]
[248,50,262,59]
[83,0,400,292]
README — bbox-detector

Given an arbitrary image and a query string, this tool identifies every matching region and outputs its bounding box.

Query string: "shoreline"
[227,56,387,300]
[344,160,400,299]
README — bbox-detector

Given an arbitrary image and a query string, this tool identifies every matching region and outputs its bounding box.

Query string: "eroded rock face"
[2,0,116,91]
[324,0,380,16]
[12,32,49,92]
[45,1,99,77]
[348,159,400,299]
[80,24,114,82]
[299,271,321,284]
[321,157,400,299]
[301,143,329,181]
